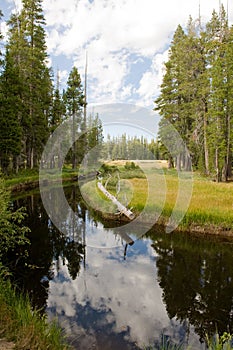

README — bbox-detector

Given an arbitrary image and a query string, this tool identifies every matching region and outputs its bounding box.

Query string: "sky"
[1,0,232,111]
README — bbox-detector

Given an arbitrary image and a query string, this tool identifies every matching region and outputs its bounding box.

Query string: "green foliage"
[102,133,160,160]
[206,333,233,350]
[155,7,233,181]
[64,66,86,169]
[0,3,103,175]
[1,0,52,171]
[124,161,139,170]
[0,50,22,173]
[0,175,29,263]
[0,274,70,349]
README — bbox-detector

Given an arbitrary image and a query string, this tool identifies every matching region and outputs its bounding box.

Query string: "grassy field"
[81,160,233,234]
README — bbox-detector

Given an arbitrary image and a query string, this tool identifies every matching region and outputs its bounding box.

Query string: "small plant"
[0,275,70,349]
[124,161,139,170]
[145,335,185,350]
[99,163,117,175]
[206,332,233,350]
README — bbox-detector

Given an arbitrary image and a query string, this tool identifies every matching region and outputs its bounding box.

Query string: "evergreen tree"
[205,7,229,181]
[48,86,66,168]
[0,9,3,64]
[50,87,66,133]
[225,26,233,180]
[155,6,232,180]
[6,0,52,170]
[86,113,103,165]
[64,67,85,169]
[155,24,194,170]
[0,50,22,173]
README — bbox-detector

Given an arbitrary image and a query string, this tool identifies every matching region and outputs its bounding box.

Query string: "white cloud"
[42,0,231,107]
[137,50,169,107]
[0,21,8,42]
[3,0,233,108]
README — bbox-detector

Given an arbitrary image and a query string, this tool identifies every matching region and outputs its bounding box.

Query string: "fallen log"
[97,182,135,220]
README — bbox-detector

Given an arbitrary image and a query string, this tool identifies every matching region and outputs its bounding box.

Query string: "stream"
[11,185,233,349]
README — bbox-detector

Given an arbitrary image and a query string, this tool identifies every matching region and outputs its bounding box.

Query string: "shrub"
[0,175,29,264]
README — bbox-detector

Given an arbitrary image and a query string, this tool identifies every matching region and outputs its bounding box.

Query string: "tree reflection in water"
[149,230,233,343]
[11,186,233,348]
[11,185,86,310]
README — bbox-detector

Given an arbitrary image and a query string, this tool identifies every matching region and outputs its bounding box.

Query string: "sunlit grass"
[81,180,118,214]
[81,163,233,231]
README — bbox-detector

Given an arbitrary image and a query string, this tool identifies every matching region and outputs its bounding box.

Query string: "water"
[12,186,233,349]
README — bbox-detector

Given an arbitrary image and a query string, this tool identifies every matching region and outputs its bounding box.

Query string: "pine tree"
[86,113,103,165]
[155,6,232,179]
[0,50,22,173]
[64,67,85,169]
[205,7,229,181]
[0,9,3,64]
[47,86,66,168]
[225,26,233,180]
[6,0,53,170]
[155,24,194,170]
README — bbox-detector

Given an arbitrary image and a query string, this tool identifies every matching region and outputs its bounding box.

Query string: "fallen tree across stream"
[97,181,135,220]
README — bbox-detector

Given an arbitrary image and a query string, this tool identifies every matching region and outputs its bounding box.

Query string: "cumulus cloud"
[0,21,8,42]
[42,0,231,107]
[137,50,169,107]
[3,0,233,107]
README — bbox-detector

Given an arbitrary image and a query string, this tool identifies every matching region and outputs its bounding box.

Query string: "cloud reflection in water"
[46,226,201,349]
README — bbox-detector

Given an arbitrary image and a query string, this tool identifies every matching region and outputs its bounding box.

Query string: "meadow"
[81,160,233,234]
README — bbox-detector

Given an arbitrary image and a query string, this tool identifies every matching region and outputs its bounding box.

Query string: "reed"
[0,272,70,350]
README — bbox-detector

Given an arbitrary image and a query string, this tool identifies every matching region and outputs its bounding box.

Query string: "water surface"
[12,186,233,349]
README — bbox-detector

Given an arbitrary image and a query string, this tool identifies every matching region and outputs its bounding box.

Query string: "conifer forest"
[0,1,232,182]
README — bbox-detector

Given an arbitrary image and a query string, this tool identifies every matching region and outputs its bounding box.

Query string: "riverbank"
[0,174,72,350]
[2,167,233,349]
[81,161,233,237]
[4,163,233,236]
[0,272,70,350]
[4,168,80,192]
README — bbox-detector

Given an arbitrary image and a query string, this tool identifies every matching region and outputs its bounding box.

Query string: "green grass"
[4,169,39,188]
[81,180,118,214]
[206,332,233,350]
[145,333,233,350]
[4,161,233,233]
[4,168,79,190]
[0,270,71,350]
[81,161,233,233]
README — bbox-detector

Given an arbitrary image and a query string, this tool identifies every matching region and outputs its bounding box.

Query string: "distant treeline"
[102,134,160,160]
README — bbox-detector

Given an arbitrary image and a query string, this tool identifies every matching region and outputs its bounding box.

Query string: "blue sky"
[1,0,232,111]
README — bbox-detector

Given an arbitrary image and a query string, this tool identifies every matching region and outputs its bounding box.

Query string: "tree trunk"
[176,154,181,171]
[224,112,231,181]
[203,108,209,175]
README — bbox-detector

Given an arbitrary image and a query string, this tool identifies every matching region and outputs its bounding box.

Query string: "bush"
[0,175,29,264]
[124,161,139,170]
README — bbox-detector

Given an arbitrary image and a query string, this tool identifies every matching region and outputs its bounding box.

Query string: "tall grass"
[145,333,233,350]
[206,332,233,350]
[81,163,233,232]
[0,273,70,350]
